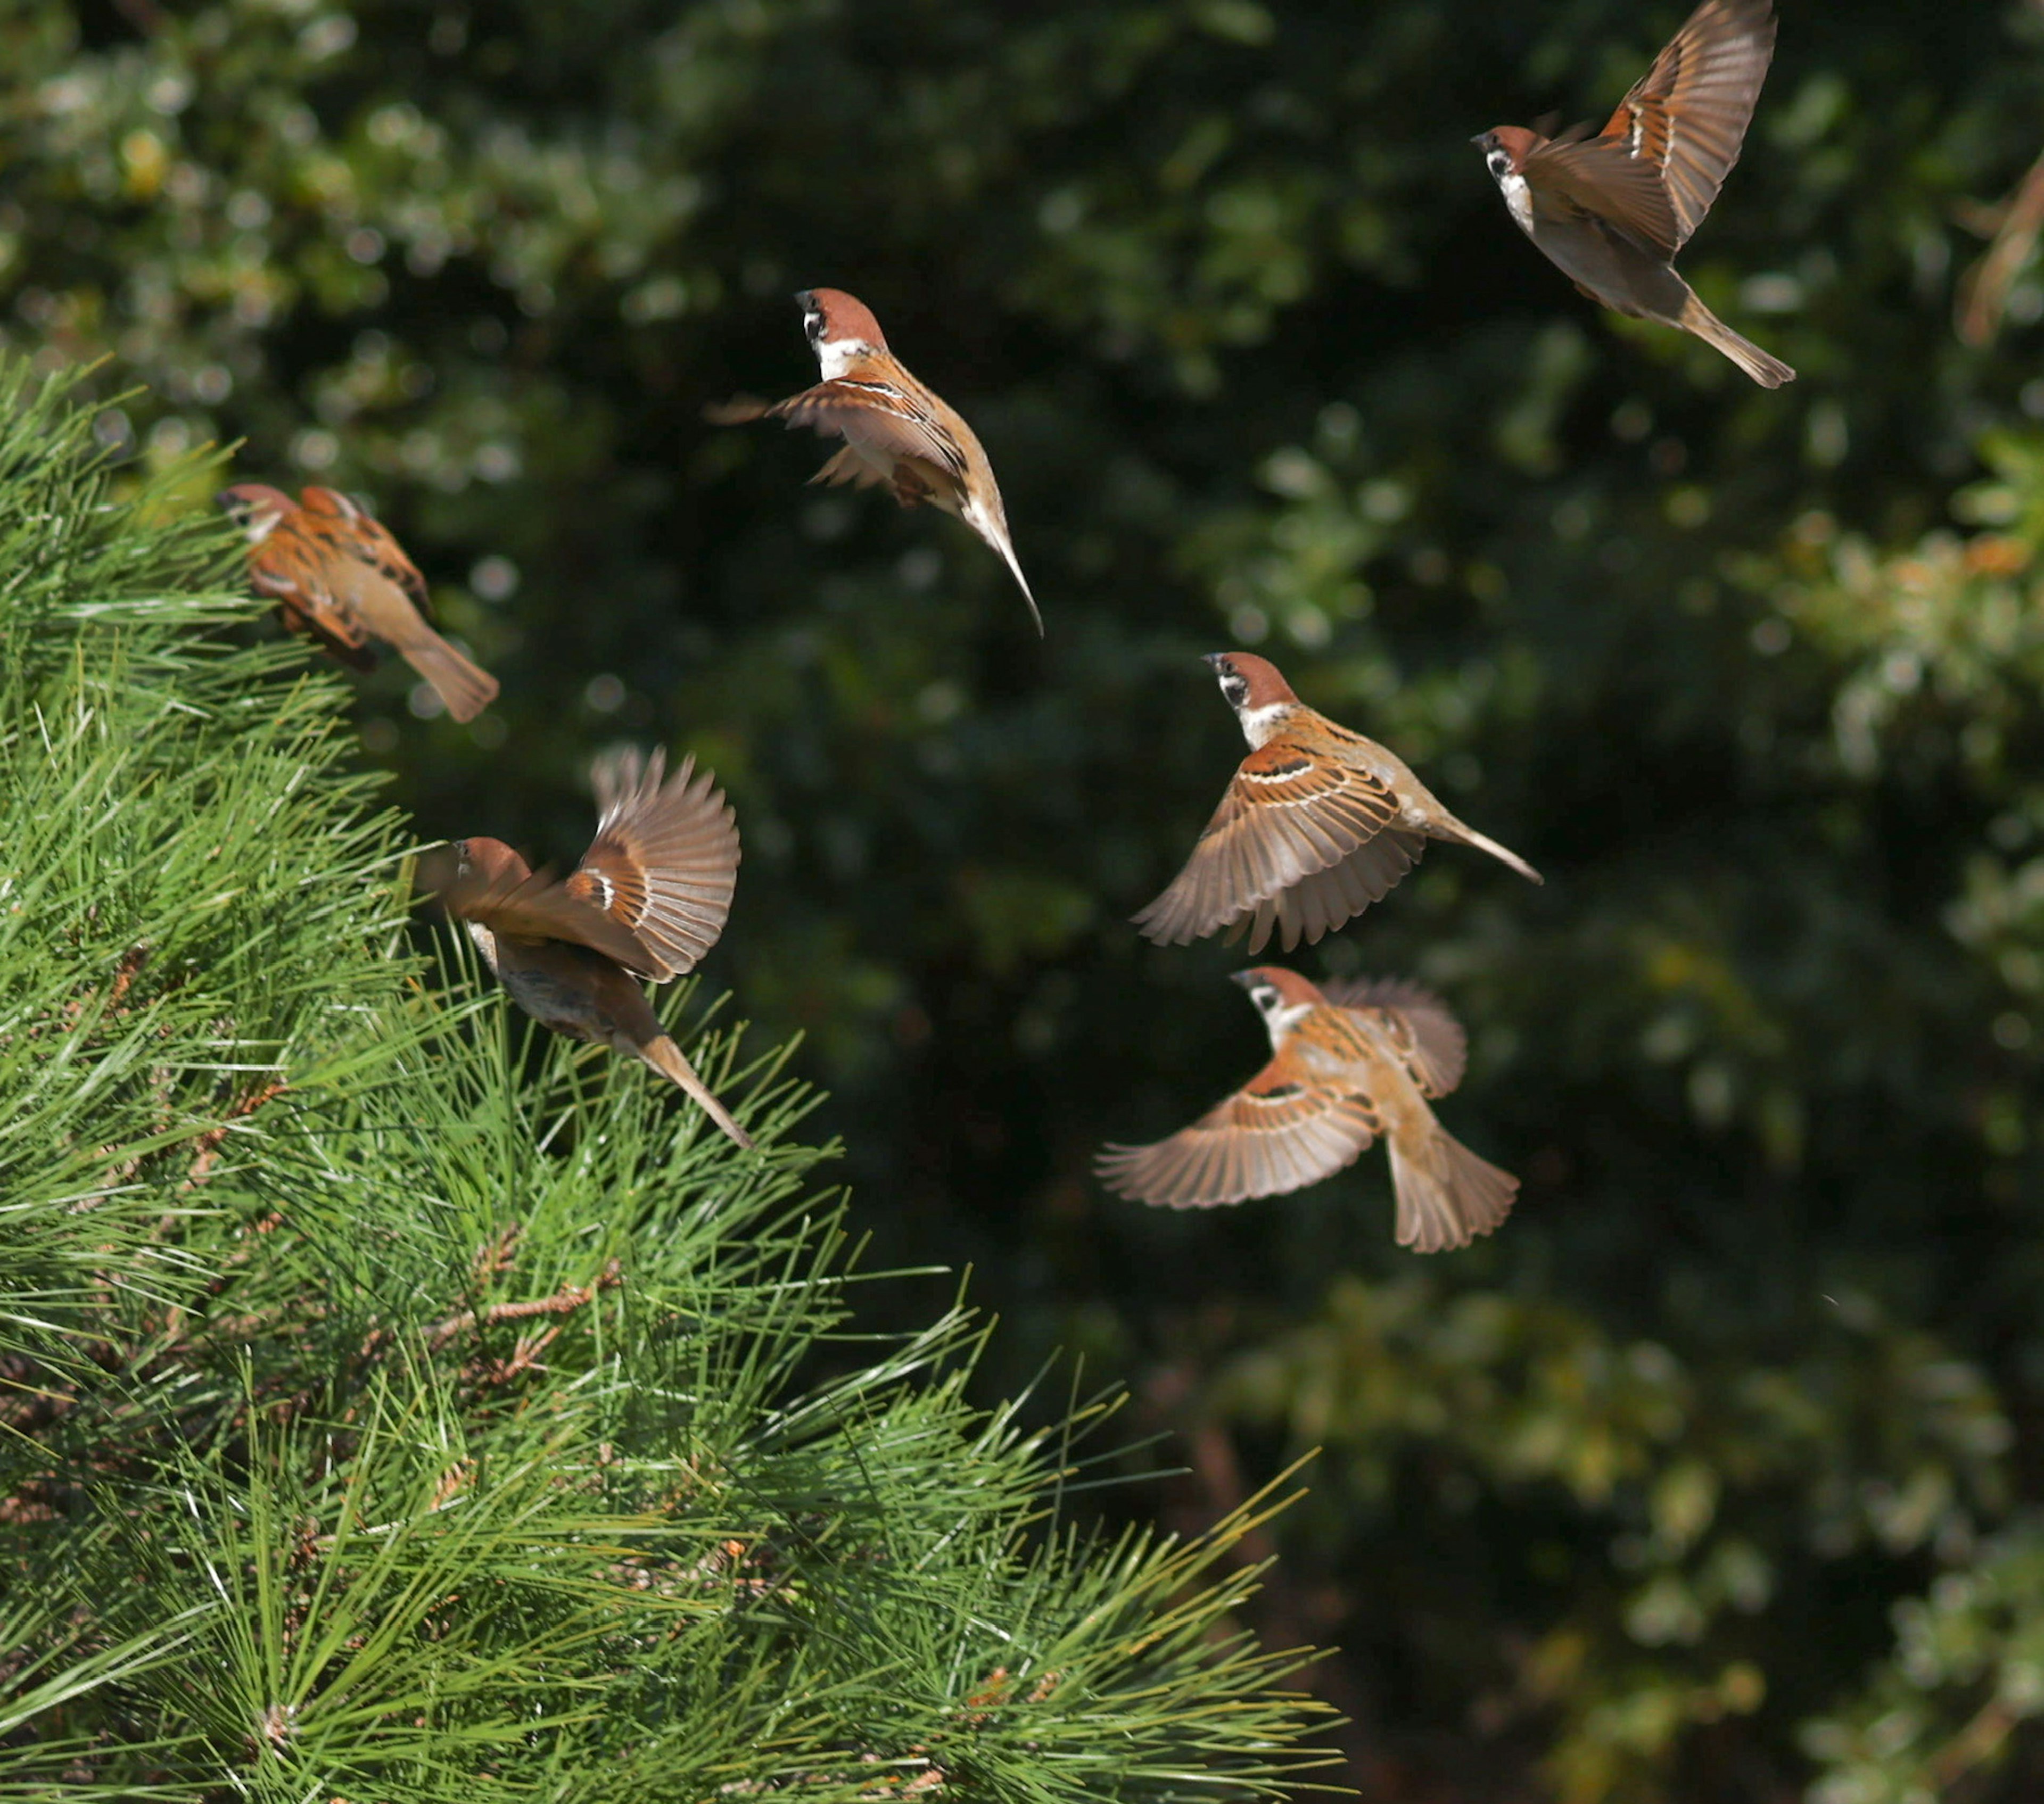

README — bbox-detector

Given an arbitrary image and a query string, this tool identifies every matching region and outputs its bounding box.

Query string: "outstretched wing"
[567,748,741,981]
[1133,737,1408,946]
[433,857,659,974]
[1095,1051,1379,1210]
[1551,0,1777,256]
[1319,977,1469,1097]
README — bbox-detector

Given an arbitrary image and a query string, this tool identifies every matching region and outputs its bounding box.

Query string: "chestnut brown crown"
[1472,125,1542,170]
[1231,965,1325,1012]
[798,287,889,352]
[1205,651,1301,713]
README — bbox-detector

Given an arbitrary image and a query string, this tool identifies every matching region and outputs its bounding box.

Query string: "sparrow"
[1133,652,1540,955]
[1473,0,1794,387]
[706,287,1041,633]
[424,747,752,1148]
[1096,967,1518,1253]
[217,483,501,722]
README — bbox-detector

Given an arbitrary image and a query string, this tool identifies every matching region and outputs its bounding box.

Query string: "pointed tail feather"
[1677,296,1795,388]
[1387,1122,1518,1254]
[1441,819,1543,886]
[399,631,500,723]
[641,1032,754,1150]
[961,498,1042,635]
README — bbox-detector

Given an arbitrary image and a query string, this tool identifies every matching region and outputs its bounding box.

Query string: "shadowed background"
[10,1,2044,1795]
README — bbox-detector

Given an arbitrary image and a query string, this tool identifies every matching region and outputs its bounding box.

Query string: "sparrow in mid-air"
[425,748,752,1148]
[218,484,501,721]
[706,288,1040,632]
[1133,652,1540,955]
[1473,0,1794,387]
[1095,967,1518,1253]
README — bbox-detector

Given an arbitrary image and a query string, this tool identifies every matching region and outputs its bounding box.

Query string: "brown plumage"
[218,483,501,721]
[426,748,751,1148]
[1474,0,1793,386]
[706,287,1040,632]
[1133,652,1540,954]
[1095,967,1518,1253]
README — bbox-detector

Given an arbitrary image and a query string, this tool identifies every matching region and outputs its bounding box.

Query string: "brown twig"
[425,1260,624,1351]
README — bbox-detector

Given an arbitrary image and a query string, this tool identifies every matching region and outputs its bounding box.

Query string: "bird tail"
[1388,1120,1518,1254]
[959,496,1042,636]
[641,1031,755,1150]
[1441,819,1543,886]
[1677,295,1796,388]
[398,630,500,723]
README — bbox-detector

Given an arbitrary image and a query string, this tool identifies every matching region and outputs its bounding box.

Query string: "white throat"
[244,510,284,545]
[1259,999,1316,1047]
[1235,701,1292,749]
[813,335,876,382]
[1491,162,1534,236]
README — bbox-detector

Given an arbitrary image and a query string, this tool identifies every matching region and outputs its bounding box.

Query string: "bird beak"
[1202,652,1227,672]
[1229,969,1260,990]
[1469,134,1487,147]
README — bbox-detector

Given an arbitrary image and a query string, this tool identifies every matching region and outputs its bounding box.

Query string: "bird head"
[215,483,296,544]
[1472,125,1540,182]
[1231,965,1325,1043]
[797,288,889,376]
[1203,651,1300,746]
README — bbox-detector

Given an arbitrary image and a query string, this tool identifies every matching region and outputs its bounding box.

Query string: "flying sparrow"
[1473,0,1794,387]
[218,483,501,721]
[425,747,752,1148]
[706,287,1040,632]
[1133,652,1540,955]
[1096,967,1518,1252]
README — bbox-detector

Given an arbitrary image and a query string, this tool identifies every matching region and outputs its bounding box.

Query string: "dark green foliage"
[0,373,1332,1798]
[9,1,2044,1795]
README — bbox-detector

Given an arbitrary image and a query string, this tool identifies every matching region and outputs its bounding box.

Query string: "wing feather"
[1319,977,1470,1096]
[1133,739,1406,947]
[1095,1053,1380,1210]
[570,749,741,981]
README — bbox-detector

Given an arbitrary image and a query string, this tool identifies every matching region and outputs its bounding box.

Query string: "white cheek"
[1236,701,1290,748]
[1260,999,1316,1044]
[813,336,875,380]
[244,511,283,544]
[1497,167,1534,236]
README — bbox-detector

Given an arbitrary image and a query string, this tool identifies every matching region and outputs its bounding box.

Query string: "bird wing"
[433,858,658,973]
[1523,135,1685,258]
[1318,977,1470,1097]
[1132,736,1404,946]
[759,377,972,489]
[1570,0,1777,255]
[246,514,380,664]
[297,486,438,619]
[1095,1050,1380,1209]
[566,748,741,981]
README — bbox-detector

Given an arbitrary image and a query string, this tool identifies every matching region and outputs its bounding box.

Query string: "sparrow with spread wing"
[218,484,501,721]
[1133,652,1540,955]
[1473,0,1794,386]
[1096,967,1518,1253]
[707,288,1040,632]
[425,748,752,1148]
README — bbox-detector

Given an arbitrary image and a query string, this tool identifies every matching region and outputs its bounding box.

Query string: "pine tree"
[0,367,1335,1801]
